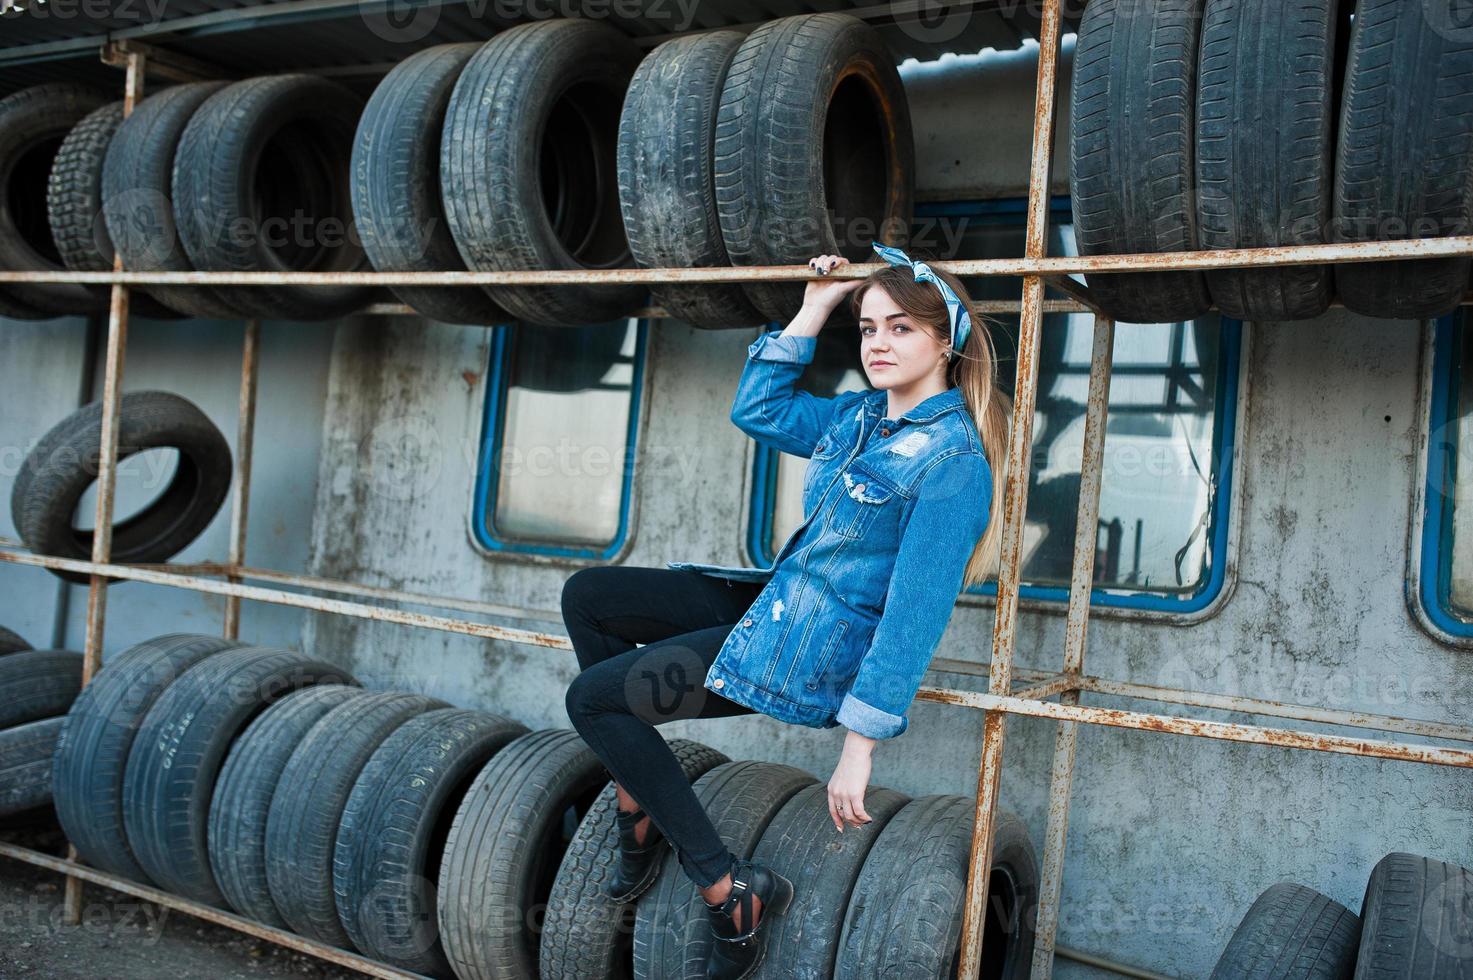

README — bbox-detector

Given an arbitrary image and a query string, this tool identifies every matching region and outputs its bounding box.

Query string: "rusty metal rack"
[3,6,1473,977]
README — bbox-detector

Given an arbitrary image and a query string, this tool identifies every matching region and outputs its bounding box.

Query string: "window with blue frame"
[1419,313,1473,637]
[472,318,646,559]
[746,198,1242,614]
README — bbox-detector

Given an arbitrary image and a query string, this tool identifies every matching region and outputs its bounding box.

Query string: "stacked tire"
[0,629,80,818]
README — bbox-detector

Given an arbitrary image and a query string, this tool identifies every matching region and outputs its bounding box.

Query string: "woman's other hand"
[827,737,874,833]
[803,254,864,314]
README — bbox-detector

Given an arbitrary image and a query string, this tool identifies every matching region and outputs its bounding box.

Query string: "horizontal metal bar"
[0,843,426,980]
[0,547,571,649]
[971,694,1473,768]
[360,298,1095,318]
[3,237,1471,287]
[1078,674,1473,745]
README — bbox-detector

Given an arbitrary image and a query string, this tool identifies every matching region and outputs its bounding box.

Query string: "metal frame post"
[223,319,260,638]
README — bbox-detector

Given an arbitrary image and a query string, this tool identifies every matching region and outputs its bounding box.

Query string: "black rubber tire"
[834,797,1039,979]
[101,81,240,320]
[441,19,647,326]
[616,31,766,330]
[437,728,611,980]
[352,43,510,326]
[539,738,731,980]
[265,691,449,948]
[0,625,33,655]
[714,13,915,323]
[1210,882,1360,980]
[1195,0,1342,320]
[1331,1,1473,319]
[0,649,83,730]
[749,782,910,980]
[333,707,529,974]
[0,82,112,316]
[52,633,239,882]
[207,685,368,926]
[121,646,354,905]
[633,760,816,980]
[45,100,182,321]
[0,717,64,817]
[173,74,373,320]
[10,390,233,584]
[1353,852,1473,978]
[1070,0,1213,324]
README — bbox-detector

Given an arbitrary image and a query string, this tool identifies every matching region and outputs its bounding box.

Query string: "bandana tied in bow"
[872,242,972,360]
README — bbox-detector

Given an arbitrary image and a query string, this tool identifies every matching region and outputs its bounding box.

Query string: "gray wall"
[2,34,1468,979]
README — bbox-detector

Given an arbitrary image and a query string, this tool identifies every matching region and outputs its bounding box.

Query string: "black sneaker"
[606,805,670,902]
[703,857,796,979]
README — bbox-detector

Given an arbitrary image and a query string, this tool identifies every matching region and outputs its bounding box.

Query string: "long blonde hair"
[848,265,1011,587]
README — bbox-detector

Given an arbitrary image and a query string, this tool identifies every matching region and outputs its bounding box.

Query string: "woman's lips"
[870,361,894,368]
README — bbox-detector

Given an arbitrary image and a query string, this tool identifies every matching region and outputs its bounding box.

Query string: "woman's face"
[858,286,947,391]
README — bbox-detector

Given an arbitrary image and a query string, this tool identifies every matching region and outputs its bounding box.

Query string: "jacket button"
[742,619,752,627]
[855,483,866,492]
[713,678,725,689]
[880,428,890,436]
[816,443,825,451]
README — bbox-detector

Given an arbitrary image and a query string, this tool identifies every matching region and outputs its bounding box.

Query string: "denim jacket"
[667,328,993,740]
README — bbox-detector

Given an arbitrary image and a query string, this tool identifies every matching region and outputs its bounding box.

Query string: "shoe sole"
[607,840,673,904]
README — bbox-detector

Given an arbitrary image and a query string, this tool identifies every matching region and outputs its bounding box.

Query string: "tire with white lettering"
[0,718,64,817]
[634,760,816,980]
[1331,1,1473,318]
[351,43,509,325]
[1195,0,1342,320]
[10,391,233,585]
[0,649,83,730]
[207,685,368,926]
[616,31,766,329]
[121,646,354,905]
[0,83,112,316]
[102,80,240,319]
[1071,0,1213,323]
[265,691,449,948]
[441,19,647,325]
[1353,852,1473,978]
[0,626,33,656]
[173,74,373,320]
[715,13,914,323]
[835,797,1038,979]
[1210,882,1360,979]
[45,100,181,321]
[540,738,731,980]
[52,634,240,882]
[333,707,529,974]
[437,728,611,980]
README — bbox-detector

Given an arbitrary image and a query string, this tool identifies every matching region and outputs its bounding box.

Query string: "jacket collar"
[863,385,967,424]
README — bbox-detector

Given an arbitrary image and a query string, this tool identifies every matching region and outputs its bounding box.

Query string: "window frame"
[744,196,1247,622]
[469,318,649,562]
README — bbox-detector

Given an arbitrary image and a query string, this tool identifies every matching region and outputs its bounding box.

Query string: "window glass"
[753,205,1236,605]
[1425,314,1473,628]
[475,318,643,556]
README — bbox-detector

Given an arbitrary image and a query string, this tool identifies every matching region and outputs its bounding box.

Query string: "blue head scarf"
[871,242,972,361]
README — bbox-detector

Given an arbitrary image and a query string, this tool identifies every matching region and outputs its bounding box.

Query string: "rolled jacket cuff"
[836,692,908,740]
[748,330,815,364]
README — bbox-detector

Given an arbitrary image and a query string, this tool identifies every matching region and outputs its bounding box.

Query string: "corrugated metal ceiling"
[0,0,1079,97]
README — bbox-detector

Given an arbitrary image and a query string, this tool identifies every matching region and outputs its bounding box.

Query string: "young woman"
[562,244,1010,979]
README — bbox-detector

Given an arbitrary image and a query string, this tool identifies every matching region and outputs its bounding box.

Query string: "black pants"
[561,565,763,888]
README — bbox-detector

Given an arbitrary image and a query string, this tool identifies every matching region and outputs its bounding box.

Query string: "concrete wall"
[2,34,1469,978]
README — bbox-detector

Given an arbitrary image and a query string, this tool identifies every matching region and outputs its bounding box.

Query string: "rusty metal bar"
[223,320,259,639]
[1033,314,1116,978]
[972,693,1473,769]
[3,237,1473,288]
[957,0,1064,975]
[1009,671,1081,702]
[360,299,1093,319]
[66,46,146,930]
[0,843,425,979]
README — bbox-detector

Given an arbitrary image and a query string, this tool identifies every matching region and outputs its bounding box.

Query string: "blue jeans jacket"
[667,328,994,740]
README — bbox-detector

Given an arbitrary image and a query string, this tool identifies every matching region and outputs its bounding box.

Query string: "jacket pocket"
[805,619,850,691]
[828,465,896,539]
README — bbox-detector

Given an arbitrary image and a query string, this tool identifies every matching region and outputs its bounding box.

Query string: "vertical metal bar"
[957,0,1063,974]
[1031,314,1115,978]
[223,319,260,639]
[64,48,145,928]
